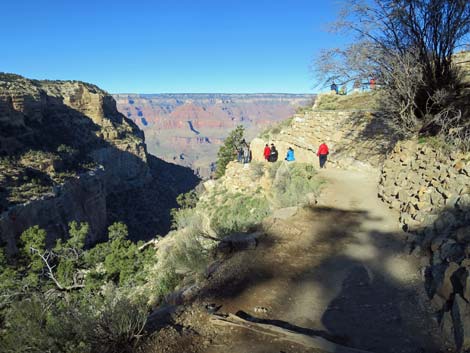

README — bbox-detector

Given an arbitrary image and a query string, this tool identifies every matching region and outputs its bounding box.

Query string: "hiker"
[285,147,295,162]
[330,82,338,95]
[353,79,361,92]
[236,146,243,163]
[263,144,271,161]
[339,84,347,95]
[236,139,246,163]
[243,143,251,164]
[269,144,278,162]
[369,78,376,90]
[317,142,329,169]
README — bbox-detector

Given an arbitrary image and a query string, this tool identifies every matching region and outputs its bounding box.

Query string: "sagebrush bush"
[272,162,322,207]
[211,193,270,236]
[1,287,148,353]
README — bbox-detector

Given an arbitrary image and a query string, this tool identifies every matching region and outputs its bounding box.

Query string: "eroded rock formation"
[113,93,314,177]
[0,73,199,251]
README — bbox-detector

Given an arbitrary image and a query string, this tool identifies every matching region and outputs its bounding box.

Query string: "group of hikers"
[237,140,330,169]
[262,144,296,163]
[330,78,376,95]
[236,139,252,164]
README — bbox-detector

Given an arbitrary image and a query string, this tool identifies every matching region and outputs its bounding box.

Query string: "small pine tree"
[215,125,245,178]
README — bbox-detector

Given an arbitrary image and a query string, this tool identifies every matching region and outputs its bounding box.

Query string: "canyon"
[113,93,314,177]
[0,74,199,251]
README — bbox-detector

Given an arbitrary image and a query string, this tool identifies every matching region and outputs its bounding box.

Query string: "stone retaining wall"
[250,100,395,171]
[378,139,470,349]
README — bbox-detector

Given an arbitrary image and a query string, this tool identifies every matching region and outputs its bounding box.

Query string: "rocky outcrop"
[0,168,107,253]
[0,73,199,250]
[251,98,396,171]
[113,93,314,177]
[378,139,470,350]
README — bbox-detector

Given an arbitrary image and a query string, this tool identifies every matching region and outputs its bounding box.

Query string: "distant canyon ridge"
[113,93,314,177]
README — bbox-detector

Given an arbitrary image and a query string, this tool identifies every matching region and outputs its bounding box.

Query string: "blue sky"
[1,0,345,93]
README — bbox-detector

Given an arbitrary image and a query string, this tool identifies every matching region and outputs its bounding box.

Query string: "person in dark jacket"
[317,142,329,168]
[330,82,338,94]
[269,144,278,162]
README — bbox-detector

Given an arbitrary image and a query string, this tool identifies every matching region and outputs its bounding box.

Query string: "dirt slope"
[149,167,450,353]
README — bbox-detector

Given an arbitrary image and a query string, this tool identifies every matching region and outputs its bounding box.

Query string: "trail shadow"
[196,205,446,353]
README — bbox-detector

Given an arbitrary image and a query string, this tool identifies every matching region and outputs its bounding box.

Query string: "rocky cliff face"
[250,94,395,171]
[113,93,314,177]
[378,139,470,349]
[0,74,199,251]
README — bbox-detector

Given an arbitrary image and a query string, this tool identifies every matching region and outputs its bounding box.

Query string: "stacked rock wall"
[251,99,395,171]
[378,139,470,349]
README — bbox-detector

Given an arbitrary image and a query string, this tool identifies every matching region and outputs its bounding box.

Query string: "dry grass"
[314,91,379,111]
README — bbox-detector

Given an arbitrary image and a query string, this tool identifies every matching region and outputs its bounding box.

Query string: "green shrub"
[175,189,199,209]
[1,288,148,353]
[88,290,148,353]
[171,207,203,231]
[211,193,270,236]
[272,163,322,207]
[250,161,265,178]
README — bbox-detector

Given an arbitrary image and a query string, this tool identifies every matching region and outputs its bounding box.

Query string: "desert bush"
[171,206,203,231]
[87,289,148,353]
[250,161,265,178]
[211,193,270,236]
[1,295,90,353]
[1,288,148,353]
[175,189,199,209]
[272,163,322,207]
[169,229,210,276]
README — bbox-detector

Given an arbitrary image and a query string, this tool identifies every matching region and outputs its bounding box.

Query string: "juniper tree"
[215,125,245,178]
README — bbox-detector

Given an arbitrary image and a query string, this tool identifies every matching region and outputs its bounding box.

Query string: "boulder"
[435,262,460,300]
[456,226,470,243]
[457,194,470,210]
[440,241,465,263]
[451,295,470,350]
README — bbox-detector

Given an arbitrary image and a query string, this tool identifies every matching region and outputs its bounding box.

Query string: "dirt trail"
[159,167,450,353]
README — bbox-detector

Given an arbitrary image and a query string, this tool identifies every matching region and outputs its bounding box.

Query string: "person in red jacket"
[263,144,271,161]
[317,142,329,168]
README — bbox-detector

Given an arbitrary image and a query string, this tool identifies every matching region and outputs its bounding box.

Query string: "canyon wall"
[0,74,199,250]
[113,93,314,177]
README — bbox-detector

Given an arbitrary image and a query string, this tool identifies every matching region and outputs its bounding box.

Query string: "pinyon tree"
[215,125,245,178]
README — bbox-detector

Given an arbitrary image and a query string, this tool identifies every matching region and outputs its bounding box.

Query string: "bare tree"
[316,0,470,142]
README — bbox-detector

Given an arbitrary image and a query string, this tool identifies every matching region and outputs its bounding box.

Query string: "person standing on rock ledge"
[317,142,329,168]
[263,144,271,161]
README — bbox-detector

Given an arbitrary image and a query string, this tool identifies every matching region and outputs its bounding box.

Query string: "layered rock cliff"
[0,74,199,252]
[113,93,314,177]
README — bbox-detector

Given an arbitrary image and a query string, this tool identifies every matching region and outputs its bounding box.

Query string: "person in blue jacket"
[285,147,295,161]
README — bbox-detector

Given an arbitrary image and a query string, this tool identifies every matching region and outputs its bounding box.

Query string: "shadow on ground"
[197,206,448,353]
